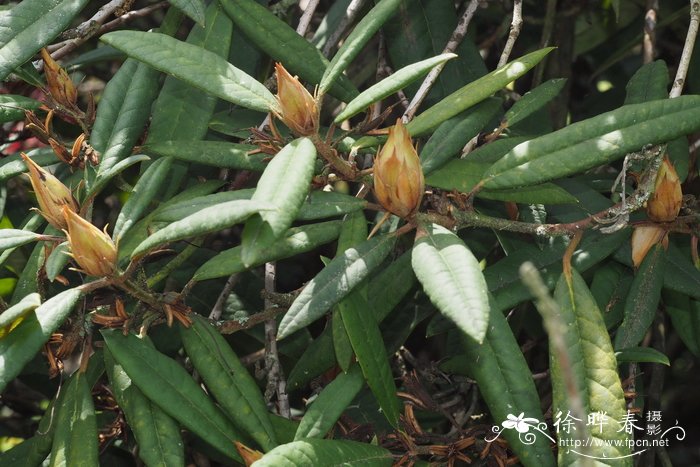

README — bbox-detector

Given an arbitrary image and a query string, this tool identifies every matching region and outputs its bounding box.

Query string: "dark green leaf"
[194,221,342,281]
[335,54,457,123]
[482,96,700,189]
[614,244,665,350]
[0,288,82,393]
[0,0,90,81]
[101,330,244,461]
[253,439,393,466]
[615,347,670,366]
[143,141,267,170]
[340,291,401,428]
[294,365,364,440]
[101,31,277,112]
[218,0,358,102]
[320,0,402,94]
[278,234,396,339]
[105,349,184,467]
[180,315,277,450]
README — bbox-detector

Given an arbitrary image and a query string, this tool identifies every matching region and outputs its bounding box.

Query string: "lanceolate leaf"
[194,221,342,281]
[131,199,272,258]
[101,330,244,461]
[0,95,42,123]
[407,48,554,136]
[0,293,40,335]
[614,244,666,350]
[412,224,490,343]
[0,287,82,393]
[0,149,56,183]
[615,347,670,366]
[101,31,277,113]
[0,229,42,252]
[92,59,161,177]
[146,2,234,143]
[0,0,90,81]
[180,315,277,451]
[252,439,393,467]
[240,138,317,267]
[48,371,98,467]
[143,141,267,170]
[462,297,555,467]
[426,159,577,205]
[218,0,358,103]
[334,54,457,123]
[320,0,402,94]
[167,0,205,26]
[504,78,567,128]
[294,365,364,440]
[278,234,396,340]
[420,98,502,175]
[551,270,632,464]
[340,291,401,428]
[482,96,700,189]
[105,349,184,467]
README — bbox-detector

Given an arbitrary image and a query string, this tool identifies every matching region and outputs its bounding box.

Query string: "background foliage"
[1,0,700,465]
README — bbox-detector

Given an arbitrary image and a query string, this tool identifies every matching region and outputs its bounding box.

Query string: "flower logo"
[502,413,539,433]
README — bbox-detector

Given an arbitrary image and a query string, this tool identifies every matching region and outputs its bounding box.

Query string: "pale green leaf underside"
[412,223,490,343]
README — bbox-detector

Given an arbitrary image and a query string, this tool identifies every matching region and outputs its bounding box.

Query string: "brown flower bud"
[647,156,682,222]
[373,119,425,218]
[62,207,117,277]
[273,63,319,136]
[40,48,77,109]
[21,152,78,230]
[631,225,668,268]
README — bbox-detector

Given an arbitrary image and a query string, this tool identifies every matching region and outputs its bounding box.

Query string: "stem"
[497,0,523,68]
[309,133,357,179]
[402,0,480,121]
[532,0,558,87]
[296,0,321,36]
[670,0,700,97]
[51,0,133,60]
[209,273,239,320]
[263,262,290,418]
[321,0,368,57]
[218,307,287,334]
[643,0,659,64]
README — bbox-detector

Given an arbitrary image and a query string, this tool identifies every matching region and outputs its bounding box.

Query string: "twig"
[50,2,169,59]
[497,0,523,68]
[296,0,321,36]
[322,0,368,57]
[402,0,480,121]
[209,274,239,320]
[218,307,288,334]
[50,0,128,60]
[669,0,700,97]
[263,262,290,418]
[643,0,659,64]
[532,0,558,87]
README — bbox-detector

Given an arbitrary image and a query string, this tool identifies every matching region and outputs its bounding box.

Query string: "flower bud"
[647,156,682,222]
[631,225,668,268]
[21,152,78,230]
[40,48,77,109]
[273,63,319,136]
[62,207,117,277]
[373,119,425,218]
